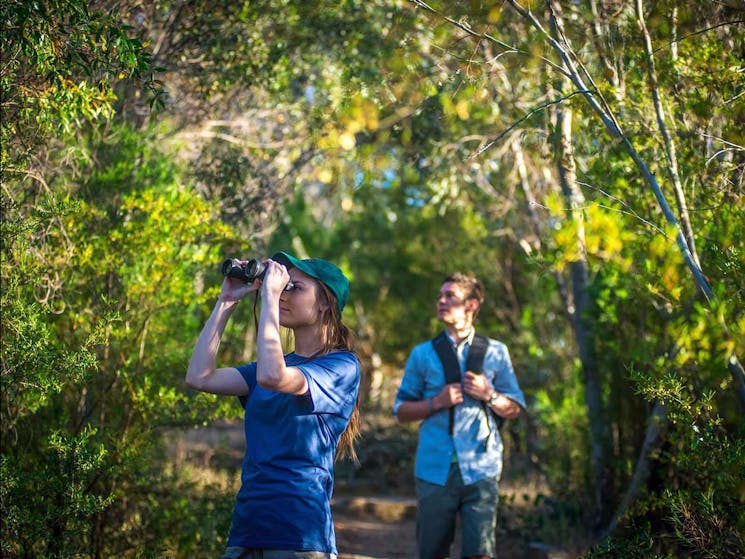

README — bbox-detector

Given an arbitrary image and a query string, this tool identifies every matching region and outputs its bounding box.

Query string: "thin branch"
[410,0,521,52]
[408,0,572,79]
[705,148,739,166]
[725,89,745,104]
[470,89,592,158]
[531,200,666,236]
[179,130,297,150]
[652,20,745,55]
[576,181,667,236]
[700,134,744,151]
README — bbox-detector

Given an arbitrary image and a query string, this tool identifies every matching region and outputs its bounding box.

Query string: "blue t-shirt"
[227,351,360,554]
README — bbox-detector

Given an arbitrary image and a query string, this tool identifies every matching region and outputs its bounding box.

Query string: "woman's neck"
[293,326,325,357]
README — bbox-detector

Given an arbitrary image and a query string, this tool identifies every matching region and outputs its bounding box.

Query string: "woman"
[186,251,360,559]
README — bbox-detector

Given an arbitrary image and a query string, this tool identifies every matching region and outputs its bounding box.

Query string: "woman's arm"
[185,298,249,395]
[255,260,309,395]
[185,274,257,395]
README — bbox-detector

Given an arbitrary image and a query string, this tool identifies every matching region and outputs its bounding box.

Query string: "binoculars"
[220,258,295,290]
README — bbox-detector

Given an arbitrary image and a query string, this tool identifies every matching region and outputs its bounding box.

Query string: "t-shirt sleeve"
[392,345,425,416]
[296,351,360,417]
[489,343,527,410]
[235,363,257,408]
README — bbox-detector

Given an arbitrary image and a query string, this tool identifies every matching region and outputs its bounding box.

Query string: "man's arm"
[488,391,522,419]
[396,383,463,423]
[463,371,522,419]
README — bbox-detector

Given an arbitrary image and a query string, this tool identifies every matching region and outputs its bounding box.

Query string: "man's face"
[436,281,476,329]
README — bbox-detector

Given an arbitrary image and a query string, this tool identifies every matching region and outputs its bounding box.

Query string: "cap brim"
[271,251,301,270]
[271,251,324,284]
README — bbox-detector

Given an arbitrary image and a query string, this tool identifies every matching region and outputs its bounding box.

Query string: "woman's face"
[278,268,329,329]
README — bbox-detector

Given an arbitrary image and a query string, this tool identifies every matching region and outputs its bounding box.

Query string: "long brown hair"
[316,282,360,464]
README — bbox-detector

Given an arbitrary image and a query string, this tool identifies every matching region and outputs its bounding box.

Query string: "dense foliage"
[2,1,743,557]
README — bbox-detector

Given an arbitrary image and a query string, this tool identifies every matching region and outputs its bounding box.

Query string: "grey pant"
[220,548,336,559]
[415,462,499,559]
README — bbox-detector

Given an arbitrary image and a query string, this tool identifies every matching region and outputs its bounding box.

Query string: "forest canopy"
[1,1,743,557]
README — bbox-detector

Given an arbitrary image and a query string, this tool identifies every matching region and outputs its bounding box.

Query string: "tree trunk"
[636,0,700,268]
[554,81,610,525]
[602,401,668,538]
[544,1,612,525]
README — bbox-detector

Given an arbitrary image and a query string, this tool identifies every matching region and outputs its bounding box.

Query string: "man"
[394,273,526,559]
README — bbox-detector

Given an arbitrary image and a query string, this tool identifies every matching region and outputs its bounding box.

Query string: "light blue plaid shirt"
[393,331,526,486]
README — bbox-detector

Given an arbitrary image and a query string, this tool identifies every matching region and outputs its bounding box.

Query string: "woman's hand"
[260,259,291,300]
[218,261,261,304]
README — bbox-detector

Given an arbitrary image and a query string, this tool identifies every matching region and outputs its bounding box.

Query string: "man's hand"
[462,371,492,402]
[464,371,522,419]
[433,382,464,409]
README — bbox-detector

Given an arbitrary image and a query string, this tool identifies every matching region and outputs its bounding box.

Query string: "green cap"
[271,251,349,314]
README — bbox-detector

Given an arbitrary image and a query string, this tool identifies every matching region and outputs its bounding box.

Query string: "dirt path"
[332,495,569,559]
[172,421,579,558]
[333,496,417,558]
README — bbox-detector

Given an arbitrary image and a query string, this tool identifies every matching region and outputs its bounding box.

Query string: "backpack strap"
[432,332,460,435]
[467,333,504,433]
[466,333,489,373]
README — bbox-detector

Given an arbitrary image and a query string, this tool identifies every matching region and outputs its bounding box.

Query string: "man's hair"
[444,273,484,306]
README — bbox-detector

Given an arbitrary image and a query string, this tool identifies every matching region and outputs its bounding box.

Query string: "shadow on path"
[333,495,574,559]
